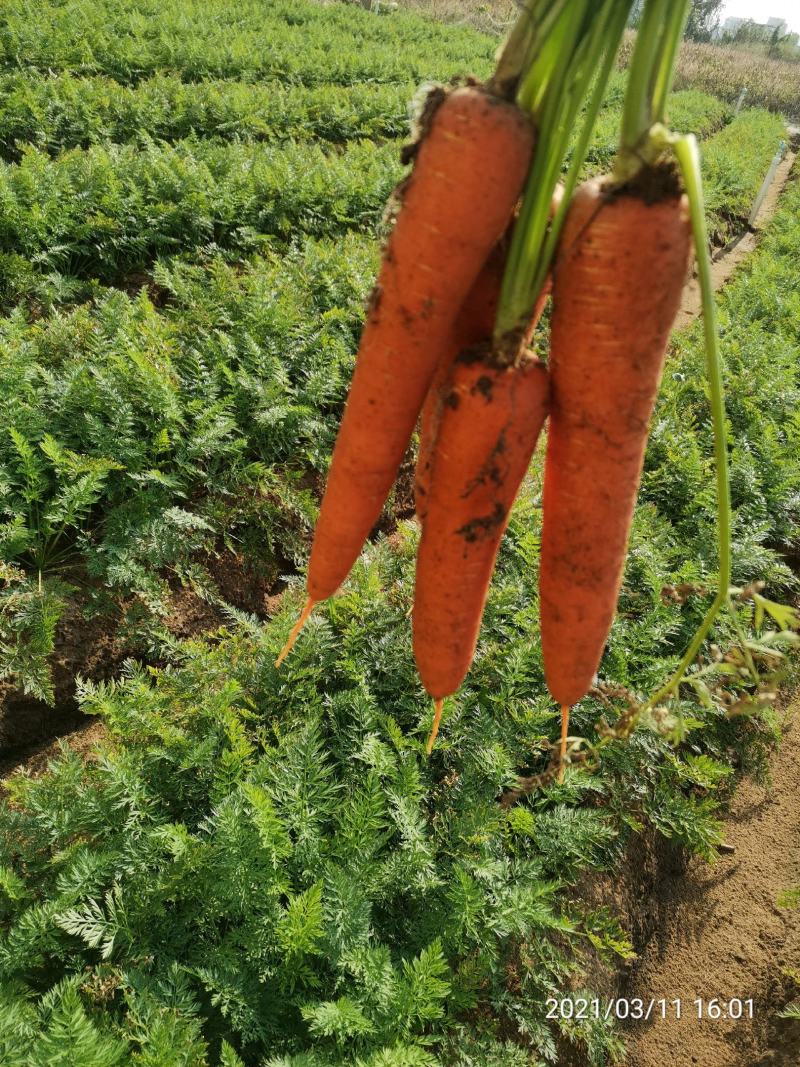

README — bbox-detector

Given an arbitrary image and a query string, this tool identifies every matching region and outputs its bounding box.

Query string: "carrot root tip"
[274,597,315,668]
[426,697,445,755]
[558,704,570,784]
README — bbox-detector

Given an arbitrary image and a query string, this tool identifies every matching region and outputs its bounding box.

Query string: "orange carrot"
[413,348,549,703]
[413,240,508,527]
[415,186,562,525]
[308,86,535,605]
[540,170,691,716]
[414,270,551,526]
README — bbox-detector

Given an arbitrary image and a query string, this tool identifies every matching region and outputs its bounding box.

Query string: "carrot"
[415,188,562,525]
[413,347,549,707]
[539,169,692,719]
[308,86,535,605]
[413,241,508,527]
[413,259,551,526]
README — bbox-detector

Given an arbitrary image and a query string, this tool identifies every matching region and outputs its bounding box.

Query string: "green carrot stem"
[619,0,670,153]
[644,133,731,711]
[489,0,576,101]
[495,0,633,341]
[650,0,692,126]
[535,0,633,306]
[617,0,690,175]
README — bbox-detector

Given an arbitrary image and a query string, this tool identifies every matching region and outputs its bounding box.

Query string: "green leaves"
[56,886,129,960]
[0,427,123,698]
[242,782,292,867]
[278,884,325,962]
[752,591,800,633]
[0,979,128,1067]
[302,996,376,1044]
[3,428,122,569]
[396,941,451,1031]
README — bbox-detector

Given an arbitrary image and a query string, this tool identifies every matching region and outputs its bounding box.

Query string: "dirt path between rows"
[675,148,797,330]
[619,699,800,1066]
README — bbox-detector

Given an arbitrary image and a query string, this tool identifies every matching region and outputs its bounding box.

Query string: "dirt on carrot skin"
[611,156,685,204]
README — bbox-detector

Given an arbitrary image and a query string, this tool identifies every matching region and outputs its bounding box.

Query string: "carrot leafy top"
[493,0,634,344]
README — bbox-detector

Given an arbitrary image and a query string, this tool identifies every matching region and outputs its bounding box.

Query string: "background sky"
[719,1,800,34]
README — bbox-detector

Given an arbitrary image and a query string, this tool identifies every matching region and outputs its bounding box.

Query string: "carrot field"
[0,1,798,1064]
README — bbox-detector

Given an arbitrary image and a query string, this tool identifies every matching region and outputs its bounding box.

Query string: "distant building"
[714,14,791,41]
[720,15,745,36]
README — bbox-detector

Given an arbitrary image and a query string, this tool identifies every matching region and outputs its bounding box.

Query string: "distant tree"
[685,0,723,42]
[629,1,722,40]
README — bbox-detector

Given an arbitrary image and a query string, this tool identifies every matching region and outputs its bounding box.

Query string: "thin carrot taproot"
[540,168,692,713]
[413,347,549,708]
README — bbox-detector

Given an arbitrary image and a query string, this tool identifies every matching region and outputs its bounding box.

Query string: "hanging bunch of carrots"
[276,0,732,781]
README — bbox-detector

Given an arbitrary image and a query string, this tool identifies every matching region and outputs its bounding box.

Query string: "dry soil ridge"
[619,701,800,1067]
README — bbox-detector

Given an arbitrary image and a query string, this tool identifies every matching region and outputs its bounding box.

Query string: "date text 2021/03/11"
[545,997,755,1021]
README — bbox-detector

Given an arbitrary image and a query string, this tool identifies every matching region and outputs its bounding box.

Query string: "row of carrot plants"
[0,72,416,156]
[0,0,495,88]
[6,0,797,116]
[0,137,401,301]
[701,109,790,243]
[2,167,799,1066]
[0,67,629,159]
[0,106,779,307]
[0,67,730,160]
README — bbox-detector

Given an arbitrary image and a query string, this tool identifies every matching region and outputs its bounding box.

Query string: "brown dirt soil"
[618,701,800,1067]
[0,546,282,762]
[0,589,129,756]
[0,718,107,783]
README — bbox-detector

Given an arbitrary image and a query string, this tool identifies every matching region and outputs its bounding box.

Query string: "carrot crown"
[616,0,692,179]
